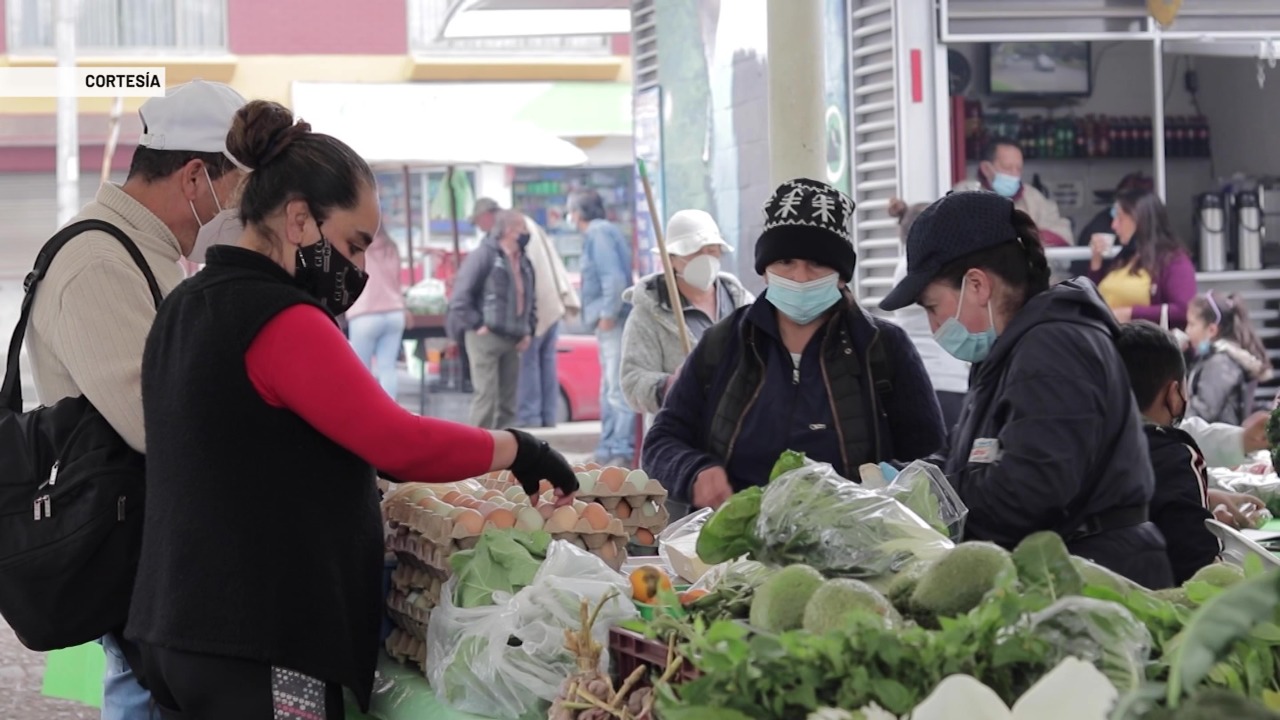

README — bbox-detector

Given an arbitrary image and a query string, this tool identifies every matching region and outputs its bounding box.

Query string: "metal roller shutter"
[847,0,901,310]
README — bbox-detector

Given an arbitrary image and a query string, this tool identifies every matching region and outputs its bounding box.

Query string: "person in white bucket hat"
[24,79,248,720]
[620,209,753,420]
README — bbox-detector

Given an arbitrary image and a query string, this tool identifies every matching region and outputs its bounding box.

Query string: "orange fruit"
[678,589,709,605]
[629,565,673,603]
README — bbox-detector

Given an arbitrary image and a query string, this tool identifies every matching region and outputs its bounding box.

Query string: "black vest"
[127,246,383,707]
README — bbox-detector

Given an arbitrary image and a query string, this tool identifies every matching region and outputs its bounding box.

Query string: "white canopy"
[439,0,630,39]
[290,82,589,168]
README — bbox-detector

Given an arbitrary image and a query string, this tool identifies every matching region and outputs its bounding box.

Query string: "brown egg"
[581,503,610,531]
[453,509,484,535]
[599,467,627,493]
[537,503,557,521]
[486,508,517,530]
[615,500,633,519]
[440,490,464,505]
[546,505,579,534]
[478,501,502,518]
[634,528,656,546]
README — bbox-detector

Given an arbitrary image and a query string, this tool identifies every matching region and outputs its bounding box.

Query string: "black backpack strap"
[868,330,895,400]
[0,220,164,411]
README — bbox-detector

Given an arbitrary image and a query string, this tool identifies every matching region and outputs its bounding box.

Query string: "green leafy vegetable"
[1167,569,1280,705]
[771,450,809,481]
[696,486,763,565]
[1012,532,1084,604]
[448,528,550,608]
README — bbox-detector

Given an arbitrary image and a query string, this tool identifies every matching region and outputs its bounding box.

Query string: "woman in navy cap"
[880,190,1172,589]
[642,179,945,513]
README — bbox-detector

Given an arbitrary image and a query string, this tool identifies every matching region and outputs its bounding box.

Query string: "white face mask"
[189,168,223,229]
[680,254,720,292]
[191,208,244,263]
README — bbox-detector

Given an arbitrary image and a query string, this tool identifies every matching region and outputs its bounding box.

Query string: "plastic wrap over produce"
[1023,597,1152,691]
[425,541,638,718]
[756,461,956,577]
[882,460,969,539]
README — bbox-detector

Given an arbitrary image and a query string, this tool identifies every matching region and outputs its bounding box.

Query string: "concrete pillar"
[766,0,826,186]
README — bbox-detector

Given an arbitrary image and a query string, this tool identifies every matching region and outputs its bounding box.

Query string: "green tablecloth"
[42,644,490,720]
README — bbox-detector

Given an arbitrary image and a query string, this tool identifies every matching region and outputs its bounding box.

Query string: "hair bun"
[226,100,312,171]
[887,198,908,222]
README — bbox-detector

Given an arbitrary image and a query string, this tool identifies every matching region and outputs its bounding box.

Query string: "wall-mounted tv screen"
[988,42,1092,96]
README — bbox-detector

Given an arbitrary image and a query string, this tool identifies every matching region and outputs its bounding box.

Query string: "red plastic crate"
[608,627,701,687]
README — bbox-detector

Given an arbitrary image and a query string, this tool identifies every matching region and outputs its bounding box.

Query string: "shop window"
[406,0,610,55]
[6,0,226,54]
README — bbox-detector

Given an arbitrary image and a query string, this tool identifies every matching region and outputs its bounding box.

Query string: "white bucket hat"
[655,209,733,257]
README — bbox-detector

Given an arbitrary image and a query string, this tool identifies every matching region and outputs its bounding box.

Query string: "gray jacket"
[1188,339,1274,426]
[620,272,753,415]
[447,235,536,341]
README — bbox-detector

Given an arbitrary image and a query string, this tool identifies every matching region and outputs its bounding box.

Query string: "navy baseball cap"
[880,191,1021,311]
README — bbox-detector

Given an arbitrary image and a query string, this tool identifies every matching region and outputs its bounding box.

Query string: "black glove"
[506,428,580,499]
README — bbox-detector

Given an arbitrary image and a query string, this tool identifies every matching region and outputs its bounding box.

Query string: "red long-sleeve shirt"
[245,304,494,482]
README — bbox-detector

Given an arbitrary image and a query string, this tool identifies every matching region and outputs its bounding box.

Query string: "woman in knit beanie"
[641,178,946,512]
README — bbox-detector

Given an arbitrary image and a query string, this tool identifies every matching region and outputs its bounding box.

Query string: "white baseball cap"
[655,209,733,257]
[137,80,247,158]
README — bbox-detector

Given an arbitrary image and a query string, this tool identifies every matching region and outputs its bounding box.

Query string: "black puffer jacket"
[945,278,1172,588]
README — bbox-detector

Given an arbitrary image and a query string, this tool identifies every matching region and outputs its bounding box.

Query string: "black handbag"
[0,219,162,651]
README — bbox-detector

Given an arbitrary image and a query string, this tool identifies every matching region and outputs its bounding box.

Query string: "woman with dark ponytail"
[881,191,1172,589]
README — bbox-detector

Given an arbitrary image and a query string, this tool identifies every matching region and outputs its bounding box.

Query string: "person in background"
[954,137,1072,247]
[130,100,578,719]
[1185,291,1273,425]
[345,228,406,398]
[571,189,636,466]
[1116,321,1219,585]
[517,207,580,428]
[448,209,537,429]
[1088,188,1196,329]
[888,198,969,431]
[446,198,506,395]
[620,209,753,421]
[24,80,249,720]
[882,190,1171,588]
[1076,172,1154,246]
[644,179,945,511]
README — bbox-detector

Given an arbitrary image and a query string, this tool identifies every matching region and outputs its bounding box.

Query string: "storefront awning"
[440,0,631,39]
[291,82,604,168]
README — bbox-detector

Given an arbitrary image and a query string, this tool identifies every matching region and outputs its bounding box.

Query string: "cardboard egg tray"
[387,587,434,627]
[387,604,429,641]
[385,627,427,668]
[391,563,447,605]
[579,495,670,532]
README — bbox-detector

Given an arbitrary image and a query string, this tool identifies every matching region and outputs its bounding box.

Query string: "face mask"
[933,280,997,363]
[516,232,531,249]
[190,208,242,263]
[991,173,1021,198]
[1170,384,1188,427]
[295,233,368,316]
[1196,339,1212,357]
[766,271,842,326]
[189,168,223,229]
[681,254,720,292]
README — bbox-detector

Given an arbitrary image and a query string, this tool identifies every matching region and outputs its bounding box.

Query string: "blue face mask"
[991,173,1021,198]
[933,281,997,363]
[766,270,842,326]
[1196,339,1213,357]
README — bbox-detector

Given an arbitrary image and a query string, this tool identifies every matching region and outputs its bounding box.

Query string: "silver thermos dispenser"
[1196,192,1227,272]
[1237,190,1263,271]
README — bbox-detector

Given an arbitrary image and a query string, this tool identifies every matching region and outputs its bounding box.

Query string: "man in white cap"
[620,209,752,420]
[25,79,247,720]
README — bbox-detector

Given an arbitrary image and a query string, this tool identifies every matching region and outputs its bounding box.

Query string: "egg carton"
[580,497,670,531]
[543,532,628,571]
[386,607,429,640]
[391,564,448,601]
[387,588,434,626]
[575,467,668,499]
[385,628,427,668]
[386,528,456,574]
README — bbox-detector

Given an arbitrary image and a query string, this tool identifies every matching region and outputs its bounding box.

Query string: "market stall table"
[402,312,449,414]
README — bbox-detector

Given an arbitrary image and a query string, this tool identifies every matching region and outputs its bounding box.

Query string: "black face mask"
[295,234,367,316]
[517,232,531,249]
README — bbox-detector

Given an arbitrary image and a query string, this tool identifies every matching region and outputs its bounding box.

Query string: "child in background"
[1185,291,1273,425]
[1117,321,1220,585]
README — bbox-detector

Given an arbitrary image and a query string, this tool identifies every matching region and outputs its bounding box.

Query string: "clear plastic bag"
[883,460,969,540]
[658,507,715,583]
[1023,597,1152,692]
[756,462,954,578]
[425,541,638,719]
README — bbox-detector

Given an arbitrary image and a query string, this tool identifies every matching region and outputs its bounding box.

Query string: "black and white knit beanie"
[754,178,857,281]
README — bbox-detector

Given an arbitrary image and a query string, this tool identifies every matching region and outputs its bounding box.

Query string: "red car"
[555,332,601,423]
